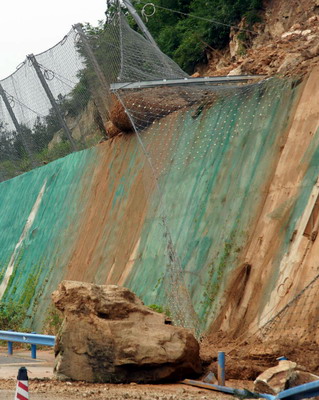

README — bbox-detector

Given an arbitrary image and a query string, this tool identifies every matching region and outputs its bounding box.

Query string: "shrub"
[0,301,26,331]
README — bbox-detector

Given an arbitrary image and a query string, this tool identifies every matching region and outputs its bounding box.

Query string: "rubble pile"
[199,0,319,78]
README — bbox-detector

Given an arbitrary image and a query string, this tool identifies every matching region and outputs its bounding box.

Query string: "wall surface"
[0,69,318,340]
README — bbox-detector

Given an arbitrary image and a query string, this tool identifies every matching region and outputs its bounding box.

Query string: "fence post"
[73,23,111,128]
[122,0,159,48]
[0,84,35,165]
[27,54,77,151]
[121,0,174,77]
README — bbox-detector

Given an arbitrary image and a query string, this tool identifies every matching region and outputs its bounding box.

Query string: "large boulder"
[254,360,319,395]
[52,281,201,383]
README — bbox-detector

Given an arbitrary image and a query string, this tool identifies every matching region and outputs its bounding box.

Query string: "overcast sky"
[0,0,106,80]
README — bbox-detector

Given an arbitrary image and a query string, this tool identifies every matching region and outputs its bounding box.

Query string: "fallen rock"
[302,43,319,59]
[281,30,302,39]
[227,65,243,76]
[306,34,318,42]
[109,87,197,132]
[105,120,123,138]
[290,23,302,31]
[301,29,312,36]
[277,53,305,74]
[254,360,319,395]
[307,16,318,24]
[52,281,201,383]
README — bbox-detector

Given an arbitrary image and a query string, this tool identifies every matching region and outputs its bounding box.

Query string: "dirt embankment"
[199,65,319,380]
[196,0,319,78]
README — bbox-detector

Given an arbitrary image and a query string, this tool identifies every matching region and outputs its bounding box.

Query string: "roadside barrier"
[0,330,55,359]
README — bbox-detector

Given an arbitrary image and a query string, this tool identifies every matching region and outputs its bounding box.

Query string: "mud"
[201,336,319,380]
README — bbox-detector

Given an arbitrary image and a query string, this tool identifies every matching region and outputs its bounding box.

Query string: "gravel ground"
[0,379,238,400]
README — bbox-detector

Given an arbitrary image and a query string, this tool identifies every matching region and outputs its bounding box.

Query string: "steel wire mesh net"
[257,274,319,345]
[91,11,187,85]
[107,12,319,344]
[0,29,105,181]
[0,6,317,343]
[214,273,319,377]
[106,12,294,334]
[115,79,295,336]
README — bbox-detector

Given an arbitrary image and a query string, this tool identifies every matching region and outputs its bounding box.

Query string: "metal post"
[27,54,77,151]
[31,331,37,359]
[121,0,175,78]
[73,23,111,123]
[0,84,35,164]
[8,341,13,355]
[217,351,225,386]
[73,24,110,94]
[31,344,37,359]
[122,0,159,48]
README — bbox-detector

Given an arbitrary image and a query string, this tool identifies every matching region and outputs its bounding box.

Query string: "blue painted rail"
[0,330,55,359]
[182,379,319,400]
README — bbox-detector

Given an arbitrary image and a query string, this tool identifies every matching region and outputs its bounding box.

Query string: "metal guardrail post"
[7,329,13,355]
[217,351,225,386]
[31,344,37,359]
[0,330,55,358]
[27,54,77,152]
[8,341,13,355]
[31,332,37,359]
[0,84,35,165]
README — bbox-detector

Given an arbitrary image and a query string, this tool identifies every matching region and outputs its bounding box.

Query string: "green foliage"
[61,74,91,118]
[148,303,171,317]
[35,141,73,163]
[121,0,263,72]
[0,301,27,331]
[0,140,74,180]
[199,227,241,322]
[44,305,63,335]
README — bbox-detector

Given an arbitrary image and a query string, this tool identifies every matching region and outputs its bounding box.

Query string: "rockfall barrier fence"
[1,3,319,356]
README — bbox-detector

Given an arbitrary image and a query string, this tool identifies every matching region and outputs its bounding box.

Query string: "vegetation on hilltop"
[110,0,263,72]
[0,0,263,180]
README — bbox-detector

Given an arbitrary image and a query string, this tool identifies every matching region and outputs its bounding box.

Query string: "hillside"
[0,0,318,386]
[197,0,319,77]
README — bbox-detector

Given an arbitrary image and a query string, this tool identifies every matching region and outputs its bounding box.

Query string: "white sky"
[0,0,106,80]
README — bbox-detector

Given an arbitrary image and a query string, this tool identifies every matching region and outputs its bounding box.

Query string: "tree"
[119,0,263,72]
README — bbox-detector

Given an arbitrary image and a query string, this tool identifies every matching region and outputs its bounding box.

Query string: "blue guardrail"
[0,330,55,359]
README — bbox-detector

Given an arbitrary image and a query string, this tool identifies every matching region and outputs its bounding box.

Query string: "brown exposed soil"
[197,0,319,78]
[36,1,319,394]
[64,137,151,285]
[0,379,236,400]
[200,335,319,381]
